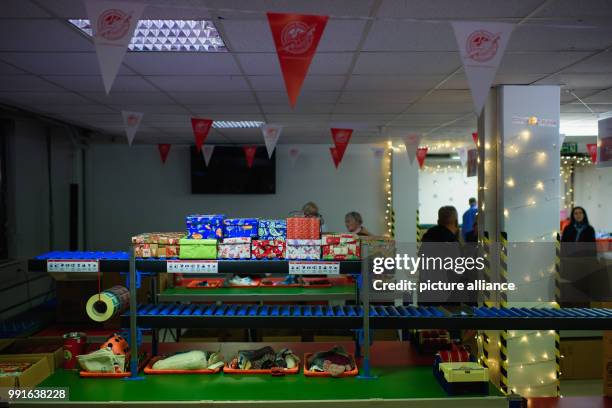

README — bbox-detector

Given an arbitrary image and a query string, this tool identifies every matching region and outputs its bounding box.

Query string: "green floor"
[40,367,502,401]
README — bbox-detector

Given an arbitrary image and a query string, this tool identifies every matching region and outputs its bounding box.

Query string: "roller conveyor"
[121,304,612,330]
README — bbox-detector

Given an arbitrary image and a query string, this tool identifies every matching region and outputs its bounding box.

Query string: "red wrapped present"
[437,346,471,363]
[322,233,358,245]
[252,240,286,259]
[287,217,320,239]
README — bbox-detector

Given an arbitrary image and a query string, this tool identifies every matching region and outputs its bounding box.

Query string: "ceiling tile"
[0,52,132,75]
[187,104,263,114]
[0,91,91,105]
[334,103,408,114]
[497,52,593,75]
[2,0,51,17]
[345,75,445,91]
[249,75,345,91]
[43,75,156,92]
[0,20,93,52]
[110,104,190,114]
[508,25,612,52]
[146,75,250,92]
[236,52,353,75]
[203,0,375,16]
[338,91,421,104]
[30,104,116,115]
[169,91,256,105]
[123,53,240,75]
[262,103,335,114]
[81,92,176,105]
[257,91,339,104]
[363,21,455,52]
[376,0,542,18]
[537,0,612,17]
[353,52,460,75]
[0,75,65,92]
[563,52,612,74]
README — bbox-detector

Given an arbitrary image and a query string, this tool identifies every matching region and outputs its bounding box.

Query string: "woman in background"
[301,201,327,232]
[561,207,596,244]
[345,211,371,236]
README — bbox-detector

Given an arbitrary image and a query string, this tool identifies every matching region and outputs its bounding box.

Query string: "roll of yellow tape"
[85,286,129,322]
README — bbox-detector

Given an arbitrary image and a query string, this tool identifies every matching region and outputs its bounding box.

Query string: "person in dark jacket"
[422,206,460,243]
[561,207,596,243]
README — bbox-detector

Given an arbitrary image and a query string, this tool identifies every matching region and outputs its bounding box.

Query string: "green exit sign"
[561,142,577,154]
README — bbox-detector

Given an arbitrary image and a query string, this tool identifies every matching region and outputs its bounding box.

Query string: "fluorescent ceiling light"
[68,19,227,52]
[212,121,265,129]
[560,118,598,136]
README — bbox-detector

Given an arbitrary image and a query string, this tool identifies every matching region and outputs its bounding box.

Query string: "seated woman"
[345,211,371,236]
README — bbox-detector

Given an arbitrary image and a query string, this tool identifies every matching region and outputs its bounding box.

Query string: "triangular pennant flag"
[244,146,257,168]
[330,146,342,168]
[372,147,385,160]
[452,21,514,115]
[472,132,479,146]
[416,147,428,169]
[191,118,213,152]
[262,124,283,158]
[331,128,353,160]
[267,13,329,108]
[202,145,215,166]
[288,147,300,168]
[85,0,145,94]
[403,133,422,165]
[158,144,171,164]
[598,117,612,167]
[458,147,468,166]
[586,143,598,163]
[121,110,143,146]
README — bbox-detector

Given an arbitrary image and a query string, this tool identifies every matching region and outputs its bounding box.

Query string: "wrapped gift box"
[179,238,217,259]
[258,219,287,240]
[218,237,251,259]
[132,232,184,258]
[360,236,395,258]
[322,234,360,260]
[287,217,320,239]
[252,240,286,259]
[435,362,489,396]
[222,218,258,238]
[286,239,321,260]
[186,214,224,239]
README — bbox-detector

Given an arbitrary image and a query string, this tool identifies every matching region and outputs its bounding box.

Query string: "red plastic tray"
[303,353,359,377]
[144,356,222,374]
[260,277,302,288]
[223,362,299,375]
[186,278,225,289]
[301,278,332,288]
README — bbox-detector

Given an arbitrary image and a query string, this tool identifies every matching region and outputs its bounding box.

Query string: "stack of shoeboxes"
[218,218,257,259]
[252,219,287,259]
[132,232,184,258]
[286,217,321,260]
[180,215,223,259]
[322,233,360,260]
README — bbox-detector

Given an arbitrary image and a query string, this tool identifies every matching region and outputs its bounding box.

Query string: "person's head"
[469,197,477,207]
[302,202,320,218]
[570,206,589,225]
[345,211,363,233]
[438,206,459,233]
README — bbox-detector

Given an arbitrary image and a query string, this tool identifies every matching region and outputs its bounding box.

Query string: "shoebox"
[179,238,217,259]
[287,217,320,239]
[0,338,63,373]
[360,236,396,258]
[258,219,287,240]
[218,237,251,259]
[286,239,321,260]
[132,232,184,258]
[0,355,51,388]
[435,362,489,396]
[222,218,258,239]
[322,233,360,260]
[252,239,286,259]
[186,214,224,239]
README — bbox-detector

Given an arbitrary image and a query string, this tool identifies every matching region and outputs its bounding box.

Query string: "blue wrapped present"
[186,214,224,239]
[258,219,287,240]
[222,218,258,238]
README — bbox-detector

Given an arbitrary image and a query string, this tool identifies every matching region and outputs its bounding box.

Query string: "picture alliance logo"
[281,21,316,54]
[97,9,132,41]
[466,30,500,62]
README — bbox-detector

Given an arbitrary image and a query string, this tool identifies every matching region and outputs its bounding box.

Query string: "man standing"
[461,197,478,241]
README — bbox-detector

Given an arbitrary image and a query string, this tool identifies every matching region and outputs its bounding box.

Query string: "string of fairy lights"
[384,144,394,237]
[560,155,594,211]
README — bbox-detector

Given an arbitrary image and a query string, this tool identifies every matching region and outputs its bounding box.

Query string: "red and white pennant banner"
[158,143,171,164]
[267,13,328,108]
[244,146,257,168]
[85,0,145,94]
[288,147,300,168]
[202,145,215,166]
[331,128,353,160]
[403,133,422,165]
[416,147,428,169]
[262,124,283,158]
[191,118,213,152]
[121,110,143,146]
[330,147,342,168]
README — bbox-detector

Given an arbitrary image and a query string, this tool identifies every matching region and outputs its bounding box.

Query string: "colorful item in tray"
[151,351,224,371]
[0,362,33,377]
[258,219,287,240]
[222,218,258,238]
[261,275,301,287]
[229,347,299,370]
[252,239,286,259]
[307,346,356,377]
[228,275,259,287]
[218,237,252,259]
[286,239,321,260]
[132,232,184,258]
[436,345,472,363]
[78,333,131,373]
[179,238,217,259]
[322,233,361,260]
[287,217,320,239]
[186,214,224,239]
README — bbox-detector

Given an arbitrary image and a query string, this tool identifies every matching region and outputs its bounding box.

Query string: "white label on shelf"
[47,259,99,273]
[288,261,340,275]
[166,260,218,274]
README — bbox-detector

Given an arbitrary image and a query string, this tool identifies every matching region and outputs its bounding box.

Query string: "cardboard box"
[0,355,51,388]
[560,338,603,379]
[0,338,63,373]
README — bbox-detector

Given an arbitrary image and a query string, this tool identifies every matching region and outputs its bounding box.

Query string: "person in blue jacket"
[461,197,478,241]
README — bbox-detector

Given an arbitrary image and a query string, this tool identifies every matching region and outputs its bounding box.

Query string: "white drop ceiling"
[1,0,611,147]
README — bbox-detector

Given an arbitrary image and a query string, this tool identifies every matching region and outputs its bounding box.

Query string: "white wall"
[573,165,612,234]
[86,143,386,250]
[418,164,477,225]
